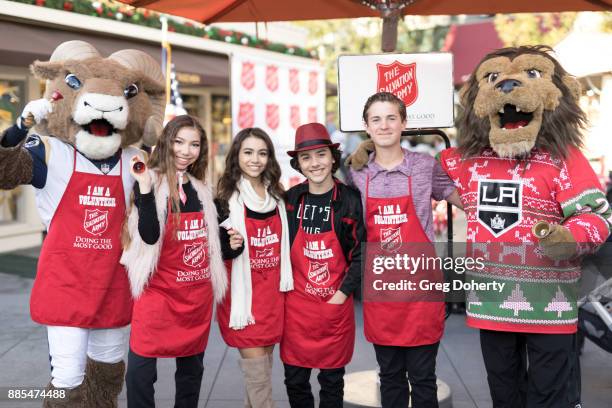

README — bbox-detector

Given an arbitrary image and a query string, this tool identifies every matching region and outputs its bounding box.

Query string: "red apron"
[130,204,213,357]
[217,207,284,347]
[30,149,131,328]
[281,188,355,368]
[363,176,445,346]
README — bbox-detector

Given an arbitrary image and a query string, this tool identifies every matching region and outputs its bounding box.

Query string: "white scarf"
[228,176,293,329]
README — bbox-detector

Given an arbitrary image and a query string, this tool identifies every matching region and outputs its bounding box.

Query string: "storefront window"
[0,78,26,224]
[211,95,232,183]
[182,94,201,118]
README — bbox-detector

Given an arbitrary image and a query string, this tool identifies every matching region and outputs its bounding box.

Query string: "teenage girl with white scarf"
[121,115,227,407]
[215,127,293,408]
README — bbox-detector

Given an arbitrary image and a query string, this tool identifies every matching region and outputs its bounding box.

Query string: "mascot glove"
[537,223,577,261]
[345,139,375,171]
[20,98,52,126]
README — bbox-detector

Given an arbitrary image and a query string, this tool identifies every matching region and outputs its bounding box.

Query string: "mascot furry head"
[31,40,165,159]
[457,45,585,159]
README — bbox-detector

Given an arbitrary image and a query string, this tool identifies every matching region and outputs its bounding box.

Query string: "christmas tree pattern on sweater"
[440,147,611,334]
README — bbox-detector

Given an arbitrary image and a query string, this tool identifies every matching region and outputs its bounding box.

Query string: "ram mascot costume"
[348,45,611,406]
[0,41,164,406]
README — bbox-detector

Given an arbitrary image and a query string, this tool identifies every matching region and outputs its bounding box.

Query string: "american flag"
[161,16,186,124]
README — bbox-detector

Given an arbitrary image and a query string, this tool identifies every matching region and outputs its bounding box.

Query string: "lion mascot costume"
[0,40,164,406]
[349,45,611,407]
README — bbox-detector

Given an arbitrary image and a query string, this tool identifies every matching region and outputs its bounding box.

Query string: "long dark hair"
[149,114,208,215]
[122,115,208,248]
[216,127,285,214]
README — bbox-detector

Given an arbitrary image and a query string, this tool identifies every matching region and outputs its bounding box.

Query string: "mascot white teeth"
[0,40,164,407]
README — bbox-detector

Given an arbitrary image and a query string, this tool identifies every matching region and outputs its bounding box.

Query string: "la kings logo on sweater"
[477,180,522,237]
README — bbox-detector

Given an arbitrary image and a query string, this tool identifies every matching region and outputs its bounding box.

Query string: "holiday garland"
[9,0,317,59]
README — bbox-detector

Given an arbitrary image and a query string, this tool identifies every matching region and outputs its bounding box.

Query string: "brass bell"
[532,221,551,239]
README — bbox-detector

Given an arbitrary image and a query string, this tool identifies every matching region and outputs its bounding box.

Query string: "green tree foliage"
[601,12,612,32]
[494,13,577,47]
[295,18,449,113]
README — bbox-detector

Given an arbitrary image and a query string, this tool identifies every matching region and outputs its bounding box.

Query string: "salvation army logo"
[83,209,108,236]
[238,102,255,129]
[289,68,300,94]
[376,61,418,107]
[255,248,273,258]
[380,226,402,252]
[308,71,318,95]
[477,180,522,237]
[265,65,279,92]
[183,241,206,268]
[266,104,280,130]
[241,61,255,90]
[307,261,330,286]
[290,105,301,129]
[308,107,317,124]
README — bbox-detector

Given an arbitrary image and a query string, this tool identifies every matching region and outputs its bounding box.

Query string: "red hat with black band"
[287,122,340,157]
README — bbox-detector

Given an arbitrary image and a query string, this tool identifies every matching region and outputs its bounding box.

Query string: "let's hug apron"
[30,149,132,328]
[362,175,445,346]
[281,188,355,369]
[217,207,284,347]
[130,201,213,358]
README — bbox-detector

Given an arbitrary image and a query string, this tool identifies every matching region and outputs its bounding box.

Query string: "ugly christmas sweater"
[439,147,611,334]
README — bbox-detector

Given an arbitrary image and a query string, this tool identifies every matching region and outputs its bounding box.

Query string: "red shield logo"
[307,261,330,286]
[308,71,318,95]
[266,104,280,130]
[289,68,300,94]
[380,227,402,252]
[255,248,274,258]
[183,241,206,268]
[308,107,317,123]
[238,102,255,129]
[83,209,108,236]
[376,61,418,107]
[290,105,301,129]
[265,65,279,92]
[241,61,255,91]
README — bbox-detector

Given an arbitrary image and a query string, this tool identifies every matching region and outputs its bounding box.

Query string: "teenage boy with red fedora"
[281,122,366,408]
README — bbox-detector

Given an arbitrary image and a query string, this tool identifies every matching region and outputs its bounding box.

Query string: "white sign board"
[337,53,454,131]
[231,53,325,187]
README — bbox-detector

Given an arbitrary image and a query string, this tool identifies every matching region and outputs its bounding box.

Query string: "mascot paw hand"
[345,139,375,171]
[21,98,52,126]
[535,223,577,261]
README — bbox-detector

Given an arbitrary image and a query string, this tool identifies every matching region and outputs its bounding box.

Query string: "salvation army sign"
[377,61,418,107]
[338,53,454,131]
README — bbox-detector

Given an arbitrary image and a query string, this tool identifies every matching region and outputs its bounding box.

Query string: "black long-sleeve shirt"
[134,180,202,244]
[286,179,366,296]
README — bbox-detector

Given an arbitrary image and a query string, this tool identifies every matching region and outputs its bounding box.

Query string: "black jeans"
[374,342,439,408]
[283,363,345,408]
[480,330,578,408]
[126,349,204,408]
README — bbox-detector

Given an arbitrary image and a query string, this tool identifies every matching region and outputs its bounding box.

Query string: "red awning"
[120,0,611,24]
[442,21,504,86]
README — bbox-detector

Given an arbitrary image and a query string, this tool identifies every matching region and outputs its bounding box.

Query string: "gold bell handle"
[532,221,551,239]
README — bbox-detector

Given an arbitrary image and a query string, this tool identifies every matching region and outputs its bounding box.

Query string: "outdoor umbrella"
[120,0,611,51]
